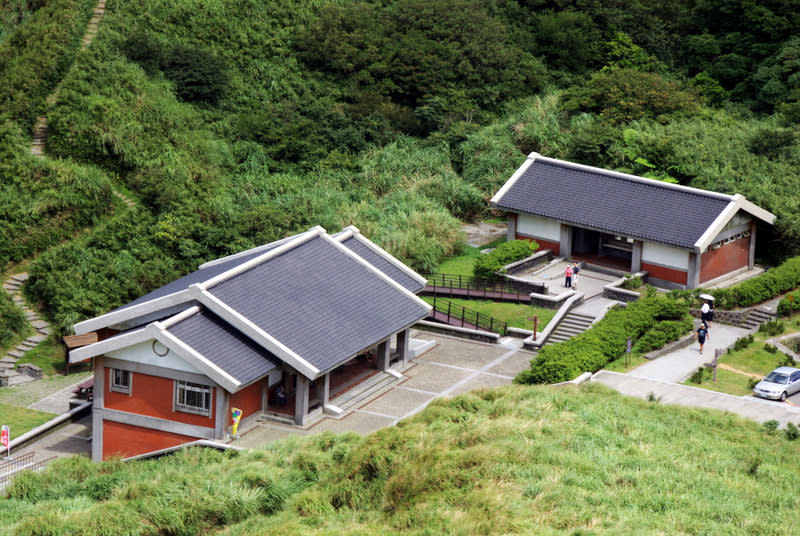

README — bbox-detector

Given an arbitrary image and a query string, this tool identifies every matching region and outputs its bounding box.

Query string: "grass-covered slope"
[4,384,799,535]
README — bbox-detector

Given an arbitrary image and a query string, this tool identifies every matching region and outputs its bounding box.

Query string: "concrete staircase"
[546,311,595,345]
[331,370,400,413]
[740,307,776,330]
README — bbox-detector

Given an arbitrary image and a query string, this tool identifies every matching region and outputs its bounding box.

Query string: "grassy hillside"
[3,384,799,535]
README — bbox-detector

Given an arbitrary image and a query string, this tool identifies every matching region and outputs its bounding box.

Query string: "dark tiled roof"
[111,241,286,313]
[168,308,280,386]
[494,159,732,249]
[209,235,428,373]
[340,236,424,293]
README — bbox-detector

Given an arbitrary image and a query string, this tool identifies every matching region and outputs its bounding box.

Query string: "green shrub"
[785,422,800,441]
[709,257,800,309]
[730,334,755,353]
[0,290,26,348]
[763,419,779,434]
[689,366,707,384]
[162,45,230,104]
[777,291,800,317]
[516,295,688,383]
[620,276,643,290]
[633,316,693,353]
[473,240,538,282]
[759,319,785,336]
[764,343,778,354]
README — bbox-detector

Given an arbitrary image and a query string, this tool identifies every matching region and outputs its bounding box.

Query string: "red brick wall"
[229,380,263,424]
[641,262,688,285]
[516,234,560,256]
[700,235,750,283]
[103,420,197,460]
[104,368,215,427]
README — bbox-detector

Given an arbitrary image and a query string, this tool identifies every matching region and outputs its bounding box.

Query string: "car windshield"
[765,372,789,384]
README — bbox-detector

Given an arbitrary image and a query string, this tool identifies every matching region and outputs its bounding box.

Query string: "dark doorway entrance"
[572,228,633,270]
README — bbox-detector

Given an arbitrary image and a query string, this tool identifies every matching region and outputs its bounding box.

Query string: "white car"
[753,366,800,401]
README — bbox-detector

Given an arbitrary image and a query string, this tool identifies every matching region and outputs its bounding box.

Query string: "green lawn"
[17,336,67,376]
[685,368,754,397]
[0,403,55,440]
[424,296,554,331]
[604,353,650,373]
[435,237,505,276]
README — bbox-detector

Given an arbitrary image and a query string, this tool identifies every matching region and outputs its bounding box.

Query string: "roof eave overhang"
[490,152,539,206]
[70,308,243,392]
[72,289,193,335]
[694,194,776,253]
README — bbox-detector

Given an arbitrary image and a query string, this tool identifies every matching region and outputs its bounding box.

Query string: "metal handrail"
[429,296,508,335]
[424,273,531,302]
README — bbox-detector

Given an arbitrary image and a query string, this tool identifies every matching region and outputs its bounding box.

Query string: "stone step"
[559,319,592,330]
[553,326,585,336]
[11,273,29,282]
[17,342,37,351]
[26,334,47,344]
[30,320,49,330]
[567,312,595,321]
[7,350,25,358]
[38,327,51,335]
[333,372,398,413]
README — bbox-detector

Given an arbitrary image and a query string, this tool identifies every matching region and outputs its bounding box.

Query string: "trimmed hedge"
[777,290,800,317]
[474,239,538,281]
[0,290,27,348]
[515,296,687,384]
[633,316,693,353]
[707,257,800,309]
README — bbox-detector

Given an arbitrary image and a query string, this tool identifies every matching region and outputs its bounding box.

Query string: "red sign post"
[1,425,9,458]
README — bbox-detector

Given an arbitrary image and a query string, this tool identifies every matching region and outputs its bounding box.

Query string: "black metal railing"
[0,452,55,485]
[423,273,533,302]
[428,296,508,335]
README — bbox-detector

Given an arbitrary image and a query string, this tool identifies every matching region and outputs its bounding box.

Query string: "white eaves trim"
[190,285,321,379]
[198,233,308,270]
[335,225,428,286]
[69,315,241,392]
[69,327,150,363]
[694,194,776,252]
[154,323,240,392]
[490,152,538,205]
[320,233,432,313]
[72,289,192,335]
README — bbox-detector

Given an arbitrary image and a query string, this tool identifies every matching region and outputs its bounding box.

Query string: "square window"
[175,381,211,415]
[110,368,131,394]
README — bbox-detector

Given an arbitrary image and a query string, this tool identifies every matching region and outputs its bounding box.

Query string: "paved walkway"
[628,323,750,383]
[0,372,91,411]
[232,332,533,447]
[593,371,800,426]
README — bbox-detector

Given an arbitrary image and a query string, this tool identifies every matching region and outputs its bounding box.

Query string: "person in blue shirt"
[695,322,710,354]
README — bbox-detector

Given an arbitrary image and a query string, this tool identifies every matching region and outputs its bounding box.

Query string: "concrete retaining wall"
[503,249,552,275]
[414,320,500,344]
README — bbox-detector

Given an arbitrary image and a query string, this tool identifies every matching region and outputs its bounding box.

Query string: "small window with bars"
[110,368,131,394]
[175,381,211,415]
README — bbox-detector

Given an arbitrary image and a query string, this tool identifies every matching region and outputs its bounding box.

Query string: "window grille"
[175,381,211,415]
[110,368,131,394]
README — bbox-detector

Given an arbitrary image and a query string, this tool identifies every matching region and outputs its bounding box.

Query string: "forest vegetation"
[0,0,798,337]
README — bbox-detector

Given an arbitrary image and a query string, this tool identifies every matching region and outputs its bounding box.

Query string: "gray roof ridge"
[198,233,308,269]
[534,155,734,201]
[198,226,326,292]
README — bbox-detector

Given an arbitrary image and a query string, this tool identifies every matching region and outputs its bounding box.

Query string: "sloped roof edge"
[694,194,776,252]
[335,225,428,286]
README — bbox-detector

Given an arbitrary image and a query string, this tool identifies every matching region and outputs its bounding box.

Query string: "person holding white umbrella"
[699,294,715,327]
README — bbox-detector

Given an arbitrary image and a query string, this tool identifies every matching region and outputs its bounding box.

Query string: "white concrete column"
[91,357,105,461]
[687,252,701,288]
[397,329,410,365]
[631,240,642,273]
[376,340,390,371]
[294,375,310,425]
[322,373,330,405]
[748,222,757,268]
[507,213,517,241]
[559,224,572,258]
[215,386,226,439]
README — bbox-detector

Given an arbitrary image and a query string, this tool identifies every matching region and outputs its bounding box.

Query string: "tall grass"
[4,385,800,534]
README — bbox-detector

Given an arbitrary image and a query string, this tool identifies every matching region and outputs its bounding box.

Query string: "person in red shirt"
[564,265,573,288]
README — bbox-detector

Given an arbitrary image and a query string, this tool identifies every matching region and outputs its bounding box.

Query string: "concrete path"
[232,333,533,448]
[0,372,91,411]
[628,323,749,383]
[593,370,800,426]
